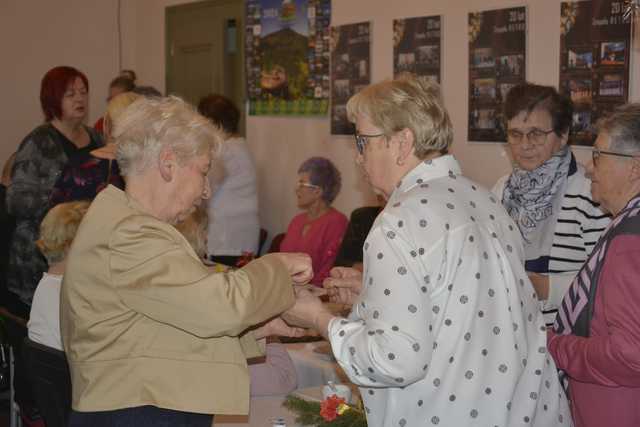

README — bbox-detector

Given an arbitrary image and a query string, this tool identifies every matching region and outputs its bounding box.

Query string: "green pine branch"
[283,395,367,427]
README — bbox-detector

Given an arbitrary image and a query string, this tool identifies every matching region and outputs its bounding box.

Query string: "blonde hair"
[175,205,209,258]
[113,96,224,176]
[104,92,141,139]
[37,201,90,264]
[346,75,453,158]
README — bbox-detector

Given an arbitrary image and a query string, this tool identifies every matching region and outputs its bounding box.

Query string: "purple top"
[548,234,640,427]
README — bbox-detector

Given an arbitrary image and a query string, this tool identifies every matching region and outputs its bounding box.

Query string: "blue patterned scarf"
[502,145,572,261]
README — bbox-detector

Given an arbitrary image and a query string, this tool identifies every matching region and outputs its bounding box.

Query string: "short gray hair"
[346,75,453,159]
[596,103,640,153]
[113,96,223,176]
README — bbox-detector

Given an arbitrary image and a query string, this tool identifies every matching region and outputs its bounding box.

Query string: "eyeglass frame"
[591,147,639,165]
[354,132,385,155]
[506,128,555,146]
[295,181,321,190]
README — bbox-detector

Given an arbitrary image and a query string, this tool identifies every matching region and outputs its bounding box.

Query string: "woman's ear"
[398,127,416,159]
[158,148,176,182]
[629,157,640,183]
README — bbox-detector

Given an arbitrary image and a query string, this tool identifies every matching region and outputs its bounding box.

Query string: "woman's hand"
[274,252,314,284]
[253,316,307,339]
[283,288,334,338]
[323,267,363,305]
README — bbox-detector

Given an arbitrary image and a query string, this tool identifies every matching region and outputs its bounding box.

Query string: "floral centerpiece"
[283,394,367,427]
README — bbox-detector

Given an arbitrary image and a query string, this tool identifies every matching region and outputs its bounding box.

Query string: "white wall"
[2,0,639,244]
[0,0,121,162]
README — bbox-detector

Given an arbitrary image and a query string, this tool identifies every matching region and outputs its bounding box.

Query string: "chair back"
[268,233,286,253]
[258,228,268,255]
[22,337,71,427]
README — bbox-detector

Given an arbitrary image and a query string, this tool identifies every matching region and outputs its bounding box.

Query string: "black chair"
[22,337,71,427]
[258,228,268,256]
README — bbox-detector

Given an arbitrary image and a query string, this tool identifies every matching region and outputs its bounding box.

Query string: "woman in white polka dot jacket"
[283,75,572,427]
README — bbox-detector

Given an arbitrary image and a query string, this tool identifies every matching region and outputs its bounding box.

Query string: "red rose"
[320,394,346,422]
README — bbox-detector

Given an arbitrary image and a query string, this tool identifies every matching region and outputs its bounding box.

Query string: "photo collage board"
[245,0,331,116]
[560,0,631,146]
[468,7,527,142]
[330,22,371,135]
[393,15,442,82]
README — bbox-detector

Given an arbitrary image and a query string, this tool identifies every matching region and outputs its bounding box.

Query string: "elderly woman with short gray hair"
[284,75,572,426]
[60,96,313,427]
[549,103,640,427]
[280,156,348,286]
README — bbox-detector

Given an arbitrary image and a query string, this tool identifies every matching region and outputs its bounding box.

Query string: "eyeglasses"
[354,132,385,155]
[592,148,638,165]
[295,181,320,190]
[507,128,554,146]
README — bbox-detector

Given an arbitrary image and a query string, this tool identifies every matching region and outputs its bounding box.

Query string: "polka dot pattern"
[325,155,571,427]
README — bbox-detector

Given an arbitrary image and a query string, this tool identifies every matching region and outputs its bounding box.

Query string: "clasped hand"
[322,266,363,305]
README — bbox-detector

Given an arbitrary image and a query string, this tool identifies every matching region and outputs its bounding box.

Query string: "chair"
[22,338,71,427]
[9,347,22,427]
[258,228,268,256]
[268,233,286,253]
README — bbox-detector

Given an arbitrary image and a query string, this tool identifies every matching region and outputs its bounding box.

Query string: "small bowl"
[322,383,352,403]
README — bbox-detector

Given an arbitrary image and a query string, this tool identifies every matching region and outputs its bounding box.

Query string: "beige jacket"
[60,185,294,415]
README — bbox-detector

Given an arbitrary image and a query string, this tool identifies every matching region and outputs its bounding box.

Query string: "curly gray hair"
[298,157,342,204]
[113,96,223,177]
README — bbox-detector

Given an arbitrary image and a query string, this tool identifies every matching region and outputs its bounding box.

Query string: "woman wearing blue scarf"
[493,83,610,325]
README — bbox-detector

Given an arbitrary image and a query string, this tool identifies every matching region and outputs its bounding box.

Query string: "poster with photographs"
[245,0,331,115]
[393,16,442,82]
[468,7,527,142]
[330,22,371,135]
[560,0,631,146]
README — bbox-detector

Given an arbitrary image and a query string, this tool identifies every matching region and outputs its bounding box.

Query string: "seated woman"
[493,83,610,324]
[176,207,297,397]
[285,75,571,426]
[27,201,90,350]
[280,157,348,286]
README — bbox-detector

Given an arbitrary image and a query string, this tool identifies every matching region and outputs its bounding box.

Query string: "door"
[166,0,245,134]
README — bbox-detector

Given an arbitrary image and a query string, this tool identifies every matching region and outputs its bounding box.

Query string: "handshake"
[259,253,363,340]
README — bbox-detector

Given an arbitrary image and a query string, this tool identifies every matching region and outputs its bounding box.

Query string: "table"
[285,341,349,388]
[213,387,324,427]
[214,341,352,426]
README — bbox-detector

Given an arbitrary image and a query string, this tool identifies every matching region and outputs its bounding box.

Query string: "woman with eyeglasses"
[6,66,103,312]
[283,75,571,426]
[279,157,348,286]
[493,83,610,326]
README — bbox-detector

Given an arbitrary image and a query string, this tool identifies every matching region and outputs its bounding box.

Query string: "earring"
[396,157,404,166]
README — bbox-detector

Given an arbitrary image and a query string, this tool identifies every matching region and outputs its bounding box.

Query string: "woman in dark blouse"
[6,66,104,309]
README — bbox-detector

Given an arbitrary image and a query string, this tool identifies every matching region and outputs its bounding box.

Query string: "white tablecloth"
[285,341,348,388]
[214,341,348,426]
[213,387,324,427]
